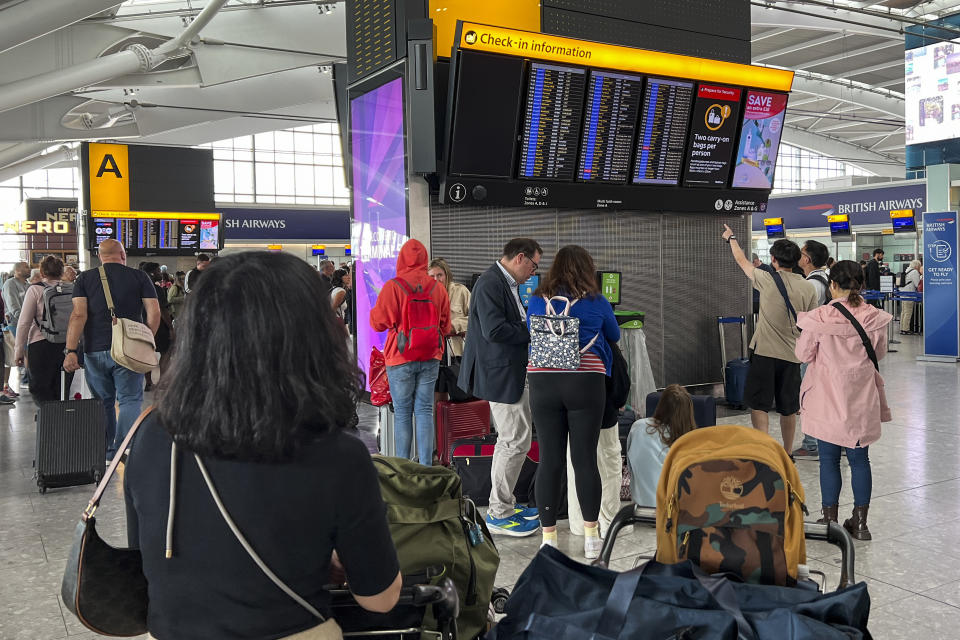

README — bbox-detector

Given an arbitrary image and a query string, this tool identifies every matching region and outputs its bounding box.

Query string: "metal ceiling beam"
[847,128,904,142]
[874,77,906,88]
[751,4,907,39]
[782,125,904,177]
[844,59,907,76]
[0,145,75,183]
[0,0,229,115]
[751,27,794,42]
[0,0,123,54]
[791,75,903,118]
[797,40,903,69]
[753,33,848,62]
[812,119,887,133]
[0,141,51,169]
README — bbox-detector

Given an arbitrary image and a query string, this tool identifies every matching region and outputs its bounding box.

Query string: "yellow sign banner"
[88,143,129,212]
[2,221,71,234]
[763,217,784,226]
[827,214,849,223]
[457,22,794,92]
[92,210,220,221]
[890,209,915,218]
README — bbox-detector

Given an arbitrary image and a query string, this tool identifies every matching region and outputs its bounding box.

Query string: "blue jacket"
[526,293,620,375]
[458,264,531,404]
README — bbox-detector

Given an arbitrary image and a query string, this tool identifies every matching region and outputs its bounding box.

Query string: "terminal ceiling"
[0,0,958,180]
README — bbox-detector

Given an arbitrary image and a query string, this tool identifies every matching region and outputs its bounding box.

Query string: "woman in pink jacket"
[795,260,892,541]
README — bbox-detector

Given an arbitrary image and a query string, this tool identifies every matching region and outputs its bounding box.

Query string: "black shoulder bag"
[830,302,879,371]
[770,272,799,326]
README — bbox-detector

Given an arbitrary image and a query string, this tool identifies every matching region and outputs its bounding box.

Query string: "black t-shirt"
[73,264,157,353]
[124,415,400,640]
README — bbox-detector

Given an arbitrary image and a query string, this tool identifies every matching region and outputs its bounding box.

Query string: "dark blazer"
[458,263,530,404]
[864,259,881,291]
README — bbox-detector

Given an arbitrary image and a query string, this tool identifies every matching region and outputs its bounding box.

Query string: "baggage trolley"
[596,505,858,592]
[329,577,459,639]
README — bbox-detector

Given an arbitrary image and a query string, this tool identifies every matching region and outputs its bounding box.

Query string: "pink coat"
[795,300,892,449]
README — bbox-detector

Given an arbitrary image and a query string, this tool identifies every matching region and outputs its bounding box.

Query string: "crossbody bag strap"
[193,454,326,622]
[831,302,879,371]
[770,272,798,324]
[82,406,154,522]
[98,266,116,318]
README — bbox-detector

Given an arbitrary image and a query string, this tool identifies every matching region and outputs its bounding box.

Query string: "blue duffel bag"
[487,546,871,640]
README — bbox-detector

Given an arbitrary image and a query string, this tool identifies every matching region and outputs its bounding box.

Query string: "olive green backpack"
[373,456,499,640]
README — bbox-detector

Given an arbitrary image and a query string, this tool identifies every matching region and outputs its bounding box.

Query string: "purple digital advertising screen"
[350,76,409,389]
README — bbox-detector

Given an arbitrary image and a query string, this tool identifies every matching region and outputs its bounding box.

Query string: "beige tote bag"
[98,267,158,374]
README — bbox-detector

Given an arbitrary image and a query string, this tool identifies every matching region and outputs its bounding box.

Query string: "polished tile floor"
[0,332,957,638]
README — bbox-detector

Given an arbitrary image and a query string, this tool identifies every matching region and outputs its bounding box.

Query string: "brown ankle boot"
[817,505,838,524]
[843,505,871,541]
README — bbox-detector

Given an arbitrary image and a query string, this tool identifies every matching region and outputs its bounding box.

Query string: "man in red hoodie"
[371,239,451,464]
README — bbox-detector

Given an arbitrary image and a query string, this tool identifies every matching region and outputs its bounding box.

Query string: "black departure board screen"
[518,63,587,180]
[117,219,137,248]
[632,78,695,185]
[578,71,644,183]
[448,51,527,178]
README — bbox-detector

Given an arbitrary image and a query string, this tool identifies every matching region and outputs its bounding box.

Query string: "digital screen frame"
[350,66,410,389]
[764,217,786,239]
[828,214,852,238]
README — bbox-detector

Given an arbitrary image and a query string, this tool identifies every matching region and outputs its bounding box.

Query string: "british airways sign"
[753,182,926,231]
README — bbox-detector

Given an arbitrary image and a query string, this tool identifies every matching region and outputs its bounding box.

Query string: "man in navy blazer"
[459,238,543,537]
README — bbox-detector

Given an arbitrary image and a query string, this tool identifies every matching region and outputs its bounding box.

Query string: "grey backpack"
[35,282,74,344]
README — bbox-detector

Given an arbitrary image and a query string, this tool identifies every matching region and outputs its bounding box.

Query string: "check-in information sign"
[923,211,959,360]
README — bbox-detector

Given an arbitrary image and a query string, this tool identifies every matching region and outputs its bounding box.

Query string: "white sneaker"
[540,537,558,549]
[584,535,603,560]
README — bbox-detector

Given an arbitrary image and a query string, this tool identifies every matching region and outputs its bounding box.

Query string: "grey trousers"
[488,386,533,520]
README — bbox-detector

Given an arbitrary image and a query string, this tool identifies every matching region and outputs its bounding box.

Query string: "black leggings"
[28,340,73,403]
[529,372,606,528]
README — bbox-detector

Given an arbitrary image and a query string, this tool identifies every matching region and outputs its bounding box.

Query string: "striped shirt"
[528,350,606,374]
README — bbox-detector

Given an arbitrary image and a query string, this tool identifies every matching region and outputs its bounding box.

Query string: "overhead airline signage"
[456,22,794,91]
[91,211,221,221]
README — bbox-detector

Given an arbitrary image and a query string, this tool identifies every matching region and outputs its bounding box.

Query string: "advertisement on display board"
[350,75,409,387]
[683,84,741,187]
[922,211,959,360]
[732,91,788,189]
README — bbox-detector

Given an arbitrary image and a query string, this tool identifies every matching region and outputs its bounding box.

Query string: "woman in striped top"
[526,245,620,559]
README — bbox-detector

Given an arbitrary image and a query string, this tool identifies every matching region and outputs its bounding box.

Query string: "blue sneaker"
[514,504,539,520]
[485,513,540,537]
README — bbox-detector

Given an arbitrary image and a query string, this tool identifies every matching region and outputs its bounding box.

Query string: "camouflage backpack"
[655,425,808,586]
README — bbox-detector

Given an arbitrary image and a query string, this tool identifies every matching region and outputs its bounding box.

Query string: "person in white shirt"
[626,384,697,507]
[899,260,922,335]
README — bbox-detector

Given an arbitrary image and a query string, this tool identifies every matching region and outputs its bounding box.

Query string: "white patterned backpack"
[529,296,598,370]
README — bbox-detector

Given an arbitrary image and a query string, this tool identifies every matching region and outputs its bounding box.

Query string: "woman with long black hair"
[526,245,620,559]
[124,252,401,639]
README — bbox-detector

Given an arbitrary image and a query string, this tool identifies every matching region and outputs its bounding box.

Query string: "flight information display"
[117,219,137,248]
[518,63,587,180]
[158,220,178,249]
[89,215,220,254]
[578,71,644,183]
[631,77,695,185]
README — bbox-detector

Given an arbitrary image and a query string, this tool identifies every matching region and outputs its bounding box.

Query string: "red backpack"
[393,277,443,361]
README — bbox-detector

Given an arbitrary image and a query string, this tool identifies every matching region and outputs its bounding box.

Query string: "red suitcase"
[436,399,491,465]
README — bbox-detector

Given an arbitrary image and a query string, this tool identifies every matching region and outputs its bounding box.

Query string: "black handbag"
[60,408,154,637]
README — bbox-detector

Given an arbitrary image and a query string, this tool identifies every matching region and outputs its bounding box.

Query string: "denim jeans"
[818,439,872,507]
[83,350,145,459]
[386,359,439,465]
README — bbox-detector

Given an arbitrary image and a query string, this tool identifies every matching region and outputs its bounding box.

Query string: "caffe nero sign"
[754,183,926,232]
[221,207,350,241]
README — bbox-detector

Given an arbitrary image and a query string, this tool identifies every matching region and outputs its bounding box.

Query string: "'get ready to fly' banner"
[732,91,788,190]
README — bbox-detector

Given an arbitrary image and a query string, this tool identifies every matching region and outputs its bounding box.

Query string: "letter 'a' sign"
[88,143,129,211]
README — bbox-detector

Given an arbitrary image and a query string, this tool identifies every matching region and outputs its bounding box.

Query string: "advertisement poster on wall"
[922,211,959,361]
[732,91,788,190]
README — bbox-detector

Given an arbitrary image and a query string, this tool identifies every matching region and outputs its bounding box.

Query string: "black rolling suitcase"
[35,371,106,494]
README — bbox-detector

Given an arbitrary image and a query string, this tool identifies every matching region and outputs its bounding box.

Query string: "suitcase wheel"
[37,479,47,494]
[492,587,510,614]
[92,468,103,484]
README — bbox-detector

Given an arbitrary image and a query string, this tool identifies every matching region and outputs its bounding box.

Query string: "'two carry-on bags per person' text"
[35,371,106,494]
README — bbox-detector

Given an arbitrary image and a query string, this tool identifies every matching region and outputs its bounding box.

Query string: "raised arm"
[722,224,756,280]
